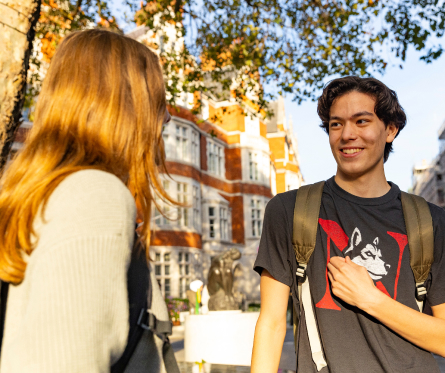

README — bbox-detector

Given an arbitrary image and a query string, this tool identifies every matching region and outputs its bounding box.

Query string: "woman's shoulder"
[56,169,132,198]
[36,169,136,244]
[51,169,134,207]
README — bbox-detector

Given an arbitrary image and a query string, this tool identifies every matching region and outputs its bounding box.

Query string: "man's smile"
[340,147,364,155]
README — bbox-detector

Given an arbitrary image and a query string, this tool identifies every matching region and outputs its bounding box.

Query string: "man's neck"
[334,168,391,198]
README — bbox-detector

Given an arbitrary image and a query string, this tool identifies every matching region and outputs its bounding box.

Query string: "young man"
[251,76,445,373]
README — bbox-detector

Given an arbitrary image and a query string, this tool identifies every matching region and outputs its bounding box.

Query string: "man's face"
[328,91,398,178]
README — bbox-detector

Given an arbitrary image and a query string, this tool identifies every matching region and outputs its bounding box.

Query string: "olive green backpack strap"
[400,192,435,311]
[292,181,326,371]
[292,181,325,274]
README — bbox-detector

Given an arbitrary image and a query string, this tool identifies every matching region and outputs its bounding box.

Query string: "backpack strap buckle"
[137,309,173,336]
[296,263,308,283]
[137,308,154,331]
[415,282,427,302]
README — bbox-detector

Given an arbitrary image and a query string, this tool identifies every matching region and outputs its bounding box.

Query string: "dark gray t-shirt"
[254,177,445,373]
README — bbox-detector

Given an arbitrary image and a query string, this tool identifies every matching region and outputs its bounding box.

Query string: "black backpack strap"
[137,307,179,373]
[163,339,181,373]
[111,237,150,373]
[112,234,179,373]
[0,280,9,353]
[138,269,180,373]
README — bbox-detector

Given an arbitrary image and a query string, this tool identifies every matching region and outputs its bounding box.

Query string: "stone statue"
[207,248,242,311]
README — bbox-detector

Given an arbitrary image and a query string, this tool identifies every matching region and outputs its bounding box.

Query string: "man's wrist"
[359,287,387,316]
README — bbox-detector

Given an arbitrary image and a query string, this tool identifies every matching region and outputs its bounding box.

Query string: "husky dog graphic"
[344,228,390,280]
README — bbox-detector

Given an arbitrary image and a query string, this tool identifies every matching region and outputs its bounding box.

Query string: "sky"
[112,1,445,192]
[285,50,445,192]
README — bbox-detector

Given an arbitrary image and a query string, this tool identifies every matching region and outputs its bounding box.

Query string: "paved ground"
[172,326,445,372]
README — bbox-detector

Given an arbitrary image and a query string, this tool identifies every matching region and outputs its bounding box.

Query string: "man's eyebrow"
[351,111,374,118]
[329,111,374,121]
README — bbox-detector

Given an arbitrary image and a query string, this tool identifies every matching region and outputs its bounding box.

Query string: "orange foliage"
[40,32,58,63]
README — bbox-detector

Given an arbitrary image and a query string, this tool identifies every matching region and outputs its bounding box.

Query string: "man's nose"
[341,122,358,142]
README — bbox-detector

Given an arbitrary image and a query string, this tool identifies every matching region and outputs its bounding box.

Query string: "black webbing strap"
[136,309,179,373]
[163,339,181,373]
[136,290,179,373]
[137,310,173,335]
[111,237,150,373]
[0,280,9,353]
[112,233,179,373]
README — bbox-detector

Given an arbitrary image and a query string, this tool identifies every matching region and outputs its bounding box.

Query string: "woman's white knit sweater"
[0,170,136,372]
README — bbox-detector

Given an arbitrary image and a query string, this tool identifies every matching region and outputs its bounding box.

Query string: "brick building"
[149,95,303,303]
[12,26,304,303]
[124,25,304,302]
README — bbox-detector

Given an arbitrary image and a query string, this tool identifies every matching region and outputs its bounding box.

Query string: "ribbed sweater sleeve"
[1,170,136,373]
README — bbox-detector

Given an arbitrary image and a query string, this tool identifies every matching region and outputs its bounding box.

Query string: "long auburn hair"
[0,29,176,284]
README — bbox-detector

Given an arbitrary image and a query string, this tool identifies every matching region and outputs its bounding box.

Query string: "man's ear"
[386,123,399,143]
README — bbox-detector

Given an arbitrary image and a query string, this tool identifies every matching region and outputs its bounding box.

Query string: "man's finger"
[329,256,345,269]
[327,262,340,279]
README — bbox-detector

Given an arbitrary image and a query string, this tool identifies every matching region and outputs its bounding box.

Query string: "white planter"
[184,311,260,366]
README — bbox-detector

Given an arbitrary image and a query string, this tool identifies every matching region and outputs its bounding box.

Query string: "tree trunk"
[0,0,41,172]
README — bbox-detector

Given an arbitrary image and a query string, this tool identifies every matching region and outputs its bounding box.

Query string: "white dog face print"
[344,227,391,280]
[317,218,409,310]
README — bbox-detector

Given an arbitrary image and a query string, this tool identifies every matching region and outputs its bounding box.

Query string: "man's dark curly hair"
[317,76,406,162]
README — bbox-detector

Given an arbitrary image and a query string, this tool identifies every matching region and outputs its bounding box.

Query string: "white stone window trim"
[202,189,231,242]
[151,246,201,298]
[242,148,271,186]
[153,176,201,234]
[163,118,200,168]
[178,250,192,298]
[244,195,269,240]
[206,137,226,178]
[153,249,172,297]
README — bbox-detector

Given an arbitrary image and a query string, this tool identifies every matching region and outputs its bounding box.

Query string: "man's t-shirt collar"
[326,176,400,206]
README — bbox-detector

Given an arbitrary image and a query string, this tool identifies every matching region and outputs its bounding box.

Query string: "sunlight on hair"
[0,29,178,284]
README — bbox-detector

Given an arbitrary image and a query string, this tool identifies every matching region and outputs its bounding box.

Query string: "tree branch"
[72,0,83,17]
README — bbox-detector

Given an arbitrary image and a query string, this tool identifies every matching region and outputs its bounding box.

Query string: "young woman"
[0,29,175,372]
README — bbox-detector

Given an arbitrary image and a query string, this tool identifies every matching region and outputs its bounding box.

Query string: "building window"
[192,131,200,166]
[209,207,216,238]
[437,174,443,181]
[177,182,189,227]
[153,251,171,297]
[251,199,263,237]
[208,140,224,177]
[249,152,259,181]
[162,125,169,158]
[220,207,229,241]
[176,125,188,160]
[154,181,172,225]
[179,252,191,298]
[193,185,200,230]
